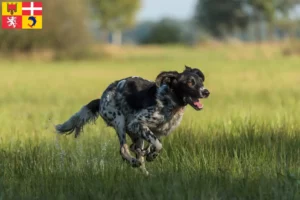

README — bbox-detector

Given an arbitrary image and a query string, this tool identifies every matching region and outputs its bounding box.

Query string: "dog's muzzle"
[200,87,210,98]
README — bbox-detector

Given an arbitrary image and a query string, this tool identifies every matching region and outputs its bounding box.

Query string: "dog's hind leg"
[112,115,142,168]
[99,93,141,168]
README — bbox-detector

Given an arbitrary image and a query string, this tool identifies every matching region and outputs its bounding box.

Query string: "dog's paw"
[131,158,142,168]
[130,144,146,156]
[136,148,147,156]
[146,152,159,162]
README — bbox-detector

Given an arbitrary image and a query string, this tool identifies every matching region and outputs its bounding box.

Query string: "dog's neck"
[172,106,185,116]
[156,84,185,115]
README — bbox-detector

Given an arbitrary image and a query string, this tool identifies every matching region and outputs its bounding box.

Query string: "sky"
[136,0,198,22]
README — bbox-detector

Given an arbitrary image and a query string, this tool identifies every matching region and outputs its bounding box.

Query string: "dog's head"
[156,65,210,110]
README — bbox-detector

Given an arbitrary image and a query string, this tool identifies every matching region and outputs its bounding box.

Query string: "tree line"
[139,0,300,44]
[0,0,140,58]
[195,0,300,41]
[0,0,299,58]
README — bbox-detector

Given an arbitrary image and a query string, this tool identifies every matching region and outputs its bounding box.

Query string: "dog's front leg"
[128,123,162,162]
[130,139,149,175]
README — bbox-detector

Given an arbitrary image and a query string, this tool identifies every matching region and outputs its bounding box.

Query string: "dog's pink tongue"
[193,100,203,109]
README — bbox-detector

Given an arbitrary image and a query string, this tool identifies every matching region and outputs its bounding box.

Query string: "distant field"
[0,45,300,199]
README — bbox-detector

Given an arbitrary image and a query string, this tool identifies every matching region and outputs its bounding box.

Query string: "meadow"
[0,44,300,200]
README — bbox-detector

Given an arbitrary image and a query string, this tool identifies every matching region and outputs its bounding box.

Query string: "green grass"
[0,45,300,199]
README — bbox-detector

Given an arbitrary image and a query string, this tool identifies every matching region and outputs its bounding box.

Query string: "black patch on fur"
[123,78,157,110]
[86,99,100,115]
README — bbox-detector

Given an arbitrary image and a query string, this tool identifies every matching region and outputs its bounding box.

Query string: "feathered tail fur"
[55,99,100,138]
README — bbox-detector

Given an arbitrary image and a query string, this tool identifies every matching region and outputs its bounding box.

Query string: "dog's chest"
[147,108,184,137]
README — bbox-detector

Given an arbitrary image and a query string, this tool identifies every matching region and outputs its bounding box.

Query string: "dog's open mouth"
[186,97,203,110]
[193,99,203,109]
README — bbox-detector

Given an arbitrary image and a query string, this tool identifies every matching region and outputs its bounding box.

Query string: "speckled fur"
[99,77,185,169]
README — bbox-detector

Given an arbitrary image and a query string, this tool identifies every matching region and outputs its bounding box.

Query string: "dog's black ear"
[184,66,205,82]
[155,71,179,87]
[193,69,205,81]
[184,65,192,71]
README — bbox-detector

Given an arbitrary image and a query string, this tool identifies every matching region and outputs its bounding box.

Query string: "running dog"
[55,65,210,174]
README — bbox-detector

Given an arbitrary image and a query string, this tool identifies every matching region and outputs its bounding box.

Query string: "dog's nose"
[202,89,210,97]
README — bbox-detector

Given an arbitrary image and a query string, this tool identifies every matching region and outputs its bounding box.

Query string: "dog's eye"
[187,79,195,87]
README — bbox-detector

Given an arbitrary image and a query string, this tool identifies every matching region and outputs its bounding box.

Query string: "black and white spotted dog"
[55,66,210,174]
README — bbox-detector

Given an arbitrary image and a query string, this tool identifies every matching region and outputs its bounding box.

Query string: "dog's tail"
[55,99,100,138]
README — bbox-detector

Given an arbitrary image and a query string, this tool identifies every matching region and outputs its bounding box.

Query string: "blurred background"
[1,2,300,199]
[0,0,300,59]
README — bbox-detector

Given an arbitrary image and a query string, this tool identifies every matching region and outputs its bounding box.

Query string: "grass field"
[0,45,300,199]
